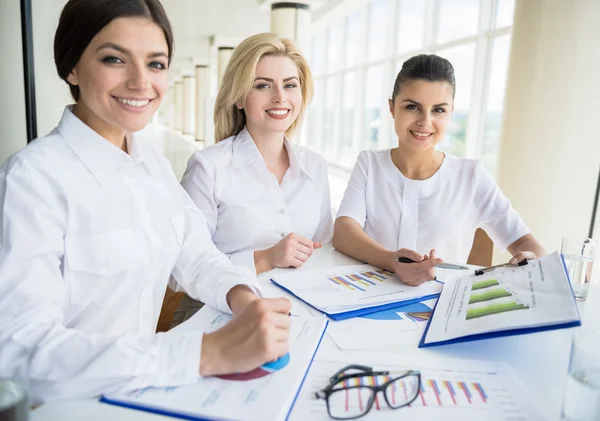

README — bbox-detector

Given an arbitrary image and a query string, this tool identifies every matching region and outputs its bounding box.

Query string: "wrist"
[254,249,273,274]
[199,332,224,376]
[227,285,258,315]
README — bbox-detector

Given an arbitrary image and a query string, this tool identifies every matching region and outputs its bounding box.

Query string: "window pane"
[367,0,388,62]
[495,0,516,28]
[322,76,338,160]
[437,43,476,156]
[363,65,384,148]
[345,8,367,68]
[327,25,344,73]
[311,31,326,76]
[396,0,425,54]
[340,71,357,165]
[482,34,511,176]
[437,0,480,44]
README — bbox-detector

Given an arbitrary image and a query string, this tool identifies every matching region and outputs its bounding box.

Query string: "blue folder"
[271,278,442,321]
[418,255,581,348]
[100,321,329,421]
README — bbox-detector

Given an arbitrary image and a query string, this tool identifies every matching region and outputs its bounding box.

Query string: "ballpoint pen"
[474,259,528,276]
[395,257,469,271]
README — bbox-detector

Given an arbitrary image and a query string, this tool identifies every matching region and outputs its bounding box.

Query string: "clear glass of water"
[561,329,600,420]
[561,237,597,301]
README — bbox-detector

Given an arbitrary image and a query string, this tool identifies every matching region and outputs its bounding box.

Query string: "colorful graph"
[327,269,396,292]
[216,353,290,381]
[465,279,529,320]
[332,374,489,415]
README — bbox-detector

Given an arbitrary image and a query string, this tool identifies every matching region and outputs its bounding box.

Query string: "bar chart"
[465,278,530,320]
[327,269,396,292]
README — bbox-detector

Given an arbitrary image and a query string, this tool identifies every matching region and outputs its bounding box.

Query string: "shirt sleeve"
[181,152,218,236]
[474,162,531,250]
[169,184,260,312]
[0,162,203,404]
[336,151,369,227]
[313,155,334,243]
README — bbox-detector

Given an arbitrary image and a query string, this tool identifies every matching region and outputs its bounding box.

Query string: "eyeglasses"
[315,364,421,420]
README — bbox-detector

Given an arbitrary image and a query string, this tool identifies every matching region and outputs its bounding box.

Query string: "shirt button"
[279,209,285,214]
[280,232,286,239]
[125,177,136,187]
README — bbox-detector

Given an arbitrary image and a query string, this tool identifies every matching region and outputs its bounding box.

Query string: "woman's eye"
[255,83,270,90]
[406,104,418,110]
[149,61,167,70]
[434,107,446,113]
[102,56,123,64]
[285,83,298,89]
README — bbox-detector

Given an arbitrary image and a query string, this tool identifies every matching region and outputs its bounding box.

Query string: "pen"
[395,257,469,271]
[474,259,528,276]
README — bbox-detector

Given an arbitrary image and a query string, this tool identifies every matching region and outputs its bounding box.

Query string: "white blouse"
[337,150,530,263]
[181,127,333,272]
[0,107,258,403]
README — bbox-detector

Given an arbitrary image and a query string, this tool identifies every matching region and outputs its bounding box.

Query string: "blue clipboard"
[271,277,442,321]
[418,254,581,348]
[100,321,329,421]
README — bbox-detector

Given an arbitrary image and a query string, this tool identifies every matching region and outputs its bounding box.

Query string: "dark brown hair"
[54,0,174,101]
[391,54,456,101]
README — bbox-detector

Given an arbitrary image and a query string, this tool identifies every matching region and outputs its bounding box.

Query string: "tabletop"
[31,245,599,421]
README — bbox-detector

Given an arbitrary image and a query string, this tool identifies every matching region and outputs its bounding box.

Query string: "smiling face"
[389,79,454,152]
[67,17,169,139]
[238,55,302,138]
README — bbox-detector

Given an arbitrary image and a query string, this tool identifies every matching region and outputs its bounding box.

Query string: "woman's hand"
[199,297,292,377]
[508,251,536,265]
[390,248,442,286]
[255,233,320,273]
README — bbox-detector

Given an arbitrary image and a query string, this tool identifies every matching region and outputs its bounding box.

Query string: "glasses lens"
[385,374,420,408]
[328,386,375,419]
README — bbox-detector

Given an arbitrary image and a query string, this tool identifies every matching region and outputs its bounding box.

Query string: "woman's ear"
[66,68,79,86]
[388,98,395,118]
[235,101,243,110]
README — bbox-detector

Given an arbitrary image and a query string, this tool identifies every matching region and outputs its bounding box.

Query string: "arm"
[506,233,547,264]
[312,156,334,244]
[0,163,202,403]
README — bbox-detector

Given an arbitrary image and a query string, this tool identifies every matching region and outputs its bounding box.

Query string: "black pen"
[396,257,469,271]
[474,259,528,276]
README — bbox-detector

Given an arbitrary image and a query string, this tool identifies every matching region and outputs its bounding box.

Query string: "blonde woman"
[181,33,333,275]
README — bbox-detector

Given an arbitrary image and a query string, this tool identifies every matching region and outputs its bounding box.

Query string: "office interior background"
[1,0,599,266]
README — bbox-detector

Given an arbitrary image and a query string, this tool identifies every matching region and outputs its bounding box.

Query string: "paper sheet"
[102,306,327,421]
[288,351,547,421]
[271,264,443,316]
[422,252,580,346]
[326,299,437,350]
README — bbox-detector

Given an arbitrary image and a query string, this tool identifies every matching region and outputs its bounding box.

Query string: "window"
[306,0,516,179]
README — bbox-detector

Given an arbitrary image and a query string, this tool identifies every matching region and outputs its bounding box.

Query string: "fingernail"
[288,312,291,317]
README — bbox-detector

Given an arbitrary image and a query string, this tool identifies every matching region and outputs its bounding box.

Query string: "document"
[420,252,580,347]
[101,306,328,421]
[326,299,437,350]
[271,264,443,320]
[288,351,547,421]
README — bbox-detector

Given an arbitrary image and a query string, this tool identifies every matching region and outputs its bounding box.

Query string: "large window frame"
[303,0,515,177]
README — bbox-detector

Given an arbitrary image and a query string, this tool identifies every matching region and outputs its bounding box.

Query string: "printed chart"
[289,356,545,421]
[327,269,396,292]
[465,277,529,321]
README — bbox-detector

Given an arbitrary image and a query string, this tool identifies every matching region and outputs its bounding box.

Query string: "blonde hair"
[214,33,314,143]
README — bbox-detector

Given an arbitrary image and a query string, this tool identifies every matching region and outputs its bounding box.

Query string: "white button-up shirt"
[0,108,258,403]
[181,127,333,272]
[337,150,530,263]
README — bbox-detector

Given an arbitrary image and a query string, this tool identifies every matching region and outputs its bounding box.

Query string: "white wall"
[496,0,600,255]
[32,0,71,138]
[0,0,27,165]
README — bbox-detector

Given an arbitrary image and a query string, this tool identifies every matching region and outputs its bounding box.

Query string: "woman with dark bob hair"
[333,54,546,285]
[0,0,291,403]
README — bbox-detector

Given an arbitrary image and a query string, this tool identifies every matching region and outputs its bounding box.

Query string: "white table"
[31,245,599,421]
